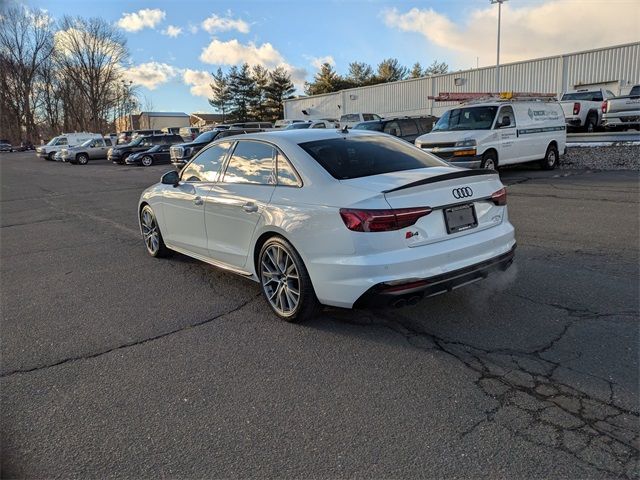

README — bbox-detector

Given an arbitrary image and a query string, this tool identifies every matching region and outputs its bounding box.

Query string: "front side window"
[276,152,301,187]
[223,141,275,185]
[383,121,401,136]
[181,142,232,182]
[57,137,68,145]
[299,135,444,180]
[311,123,326,129]
[93,139,105,147]
[432,106,498,132]
[495,106,516,128]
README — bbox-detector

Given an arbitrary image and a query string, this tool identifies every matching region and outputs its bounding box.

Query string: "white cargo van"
[36,132,102,161]
[415,98,566,170]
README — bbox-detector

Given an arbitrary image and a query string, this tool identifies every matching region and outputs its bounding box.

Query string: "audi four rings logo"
[452,187,473,199]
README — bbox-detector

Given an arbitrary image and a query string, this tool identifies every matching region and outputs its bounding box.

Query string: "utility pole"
[491,0,507,92]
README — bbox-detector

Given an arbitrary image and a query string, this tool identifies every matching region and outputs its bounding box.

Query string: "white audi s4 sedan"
[138,129,516,321]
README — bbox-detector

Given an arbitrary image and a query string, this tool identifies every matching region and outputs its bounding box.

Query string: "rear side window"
[399,119,418,136]
[105,138,112,146]
[417,117,434,133]
[223,141,275,185]
[276,152,301,187]
[299,135,444,180]
[181,142,231,182]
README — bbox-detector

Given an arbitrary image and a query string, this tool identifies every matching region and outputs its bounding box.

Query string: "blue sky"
[25,0,640,114]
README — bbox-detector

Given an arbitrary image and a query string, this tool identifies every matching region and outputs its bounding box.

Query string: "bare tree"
[0,5,55,142]
[54,16,128,132]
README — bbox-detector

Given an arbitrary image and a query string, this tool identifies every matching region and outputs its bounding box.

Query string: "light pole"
[491,0,507,92]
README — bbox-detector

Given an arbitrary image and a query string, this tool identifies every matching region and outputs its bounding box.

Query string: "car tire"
[141,155,153,167]
[140,205,170,258]
[480,150,498,170]
[540,144,559,170]
[258,236,319,322]
[47,152,55,161]
[77,153,89,165]
[585,114,597,133]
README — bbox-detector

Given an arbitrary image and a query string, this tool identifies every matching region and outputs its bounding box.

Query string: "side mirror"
[161,170,179,187]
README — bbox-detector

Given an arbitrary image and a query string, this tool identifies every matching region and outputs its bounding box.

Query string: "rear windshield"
[193,131,218,143]
[561,91,603,101]
[299,135,444,180]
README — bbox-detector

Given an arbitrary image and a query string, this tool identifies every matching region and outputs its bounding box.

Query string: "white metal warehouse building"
[284,42,640,120]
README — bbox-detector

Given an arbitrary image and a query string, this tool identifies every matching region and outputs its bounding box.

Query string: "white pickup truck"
[560,88,617,132]
[602,85,640,130]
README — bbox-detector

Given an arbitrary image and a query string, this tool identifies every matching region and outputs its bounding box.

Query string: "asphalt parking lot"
[1,152,638,478]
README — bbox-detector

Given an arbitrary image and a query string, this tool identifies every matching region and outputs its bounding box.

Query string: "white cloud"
[124,62,178,90]
[200,39,285,67]
[201,14,249,34]
[188,23,199,34]
[199,38,308,89]
[310,55,335,70]
[162,25,182,38]
[183,69,213,98]
[383,1,640,67]
[117,8,165,32]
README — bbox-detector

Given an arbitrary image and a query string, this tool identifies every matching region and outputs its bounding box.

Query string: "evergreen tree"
[409,62,423,79]
[346,62,374,87]
[208,67,231,121]
[265,66,294,121]
[375,58,408,83]
[227,63,257,121]
[304,62,341,96]
[423,59,449,76]
[250,65,270,121]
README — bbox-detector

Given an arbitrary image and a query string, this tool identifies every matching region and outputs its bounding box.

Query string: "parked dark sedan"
[125,144,172,167]
[108,134,183,164]
[352,116,437,143]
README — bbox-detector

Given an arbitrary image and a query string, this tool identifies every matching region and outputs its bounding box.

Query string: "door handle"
[193,196,203,206]
[242,202,258,213]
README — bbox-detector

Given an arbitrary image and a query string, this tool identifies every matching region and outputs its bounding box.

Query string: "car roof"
[218,128,384,146]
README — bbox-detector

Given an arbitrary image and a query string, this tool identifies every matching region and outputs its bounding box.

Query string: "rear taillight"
[491,188,507,206]
[573,102,581,115]
[602,101,608,114]
[339,207,432,232]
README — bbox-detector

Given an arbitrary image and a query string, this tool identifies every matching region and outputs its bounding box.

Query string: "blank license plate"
[444,204,478,234]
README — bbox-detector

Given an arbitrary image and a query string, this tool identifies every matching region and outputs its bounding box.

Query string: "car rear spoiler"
[383,170,499,194]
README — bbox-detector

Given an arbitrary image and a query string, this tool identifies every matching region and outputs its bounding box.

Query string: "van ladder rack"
[428,92,557,103]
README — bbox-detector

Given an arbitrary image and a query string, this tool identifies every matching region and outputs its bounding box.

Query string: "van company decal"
[517,126,566,135]
[527,108,560,121]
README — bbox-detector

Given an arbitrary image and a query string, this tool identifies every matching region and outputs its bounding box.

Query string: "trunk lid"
[341,167,506,247]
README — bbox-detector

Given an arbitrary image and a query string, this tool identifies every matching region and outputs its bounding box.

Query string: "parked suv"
[0,140,13,152]
[109,134,183,164]
[560,88,616,132]
[353,116,437,143]
[170,128,265,167]
[62,137,114,164]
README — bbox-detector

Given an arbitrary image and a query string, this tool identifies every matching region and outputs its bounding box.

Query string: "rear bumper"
[565,117,583,127]
[354,245,515,308]
[308,220,516,308]
[602,113,640,126]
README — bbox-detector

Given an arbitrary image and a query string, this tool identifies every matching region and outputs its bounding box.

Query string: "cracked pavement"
[1,153,638,478]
